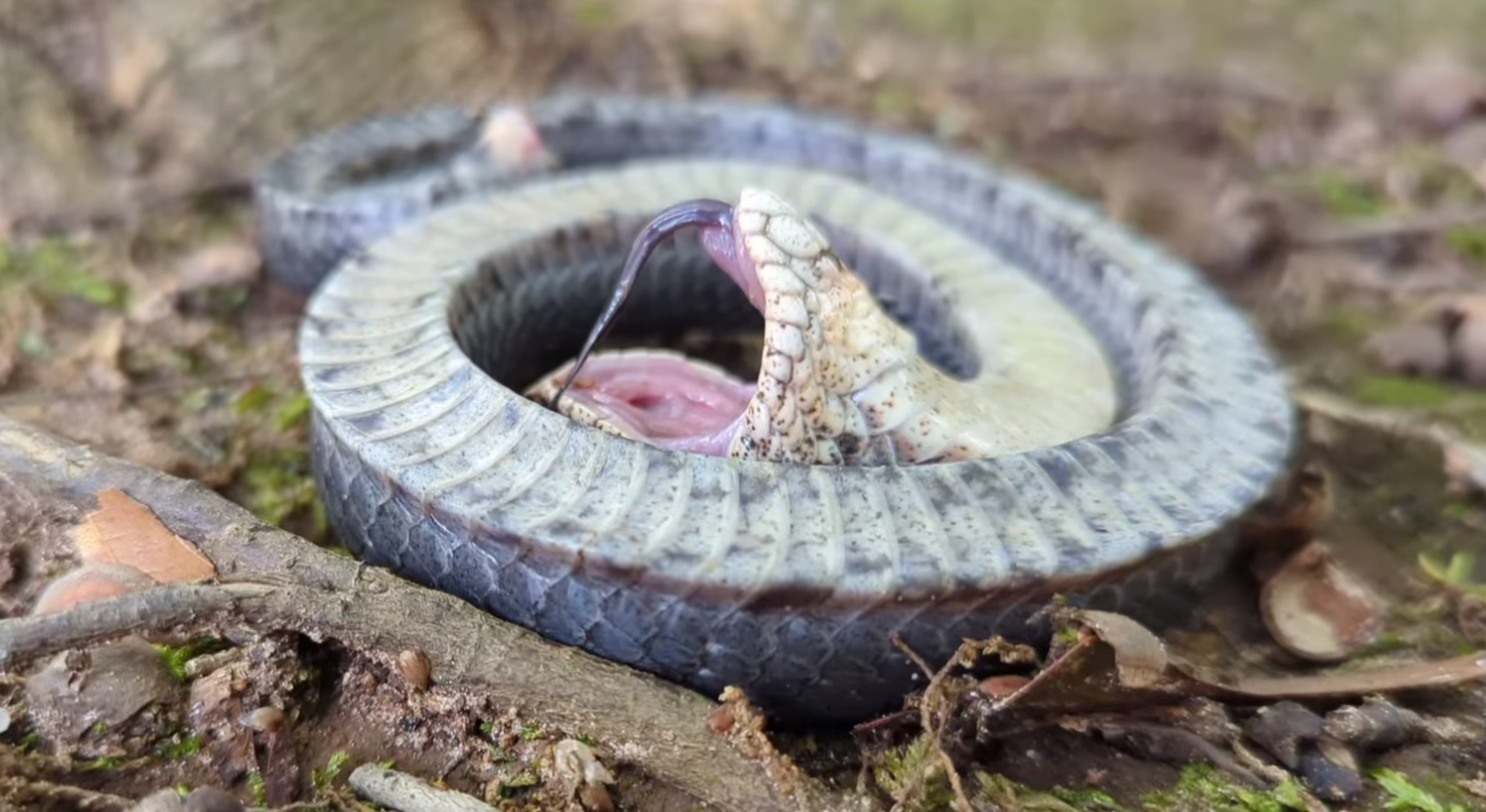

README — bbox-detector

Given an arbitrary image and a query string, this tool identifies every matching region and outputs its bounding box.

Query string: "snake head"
[529,187,936,465]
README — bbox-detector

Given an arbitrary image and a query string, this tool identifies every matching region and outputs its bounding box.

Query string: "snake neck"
[720,189,926,464]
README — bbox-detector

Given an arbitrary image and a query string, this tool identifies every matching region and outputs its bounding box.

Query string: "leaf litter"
[9,2,1486,811]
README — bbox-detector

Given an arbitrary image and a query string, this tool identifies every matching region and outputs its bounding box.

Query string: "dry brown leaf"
[176,240,261,292]
[73,488,216,583]
[1388,52,1486,134]
[1260,540,1384,663]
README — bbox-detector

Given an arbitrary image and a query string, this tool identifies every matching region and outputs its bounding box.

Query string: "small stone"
[578,783,616,812]
[1446,294,1486,385]
[977,674,1031,700]
[184,786,246,812]
[25,637,184,755]
[706,705,735,734]
[1297,737,1363,802]
[177,241,261,292]
[1366,322,1451,378]
[1243,701,1324,769]
[1389,53,1486,134]
[131,788,187,812]
[1444,120,1486,189]
[1323,699,1423,751]
[244,705,285,732]
[396,648,431,691]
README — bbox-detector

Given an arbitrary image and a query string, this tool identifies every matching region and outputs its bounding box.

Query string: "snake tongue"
[527,196,772,454]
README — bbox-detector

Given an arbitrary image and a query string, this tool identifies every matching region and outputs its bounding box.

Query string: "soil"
[7,1,1486,811]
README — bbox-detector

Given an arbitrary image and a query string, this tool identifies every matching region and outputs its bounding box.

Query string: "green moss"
[874,736,954,811]
[873,82,917,117]
[497,767,542,798]
[1446,225,1486,266]
[569,0,618,28]
[1372,768,1470,812]
[242,448,324,531]
[518,722,546,741]
[978,771,1108,810]
[274,393,312,431]
[1323,306,1393,342]
[313,750,352,790]
[1140,765,1306,812]
[0,239,127,308]
[233,383,275,415]
[153,637,228,683]
[247,772,267,806]
[1309,171,1390,219]
[576,732,598,747]
[81,756,121,771]
[1051,786,1129,810]
[154,731,204,760]
[1348,375,1467,409]
[17,331,48,358]
[1053,626,1082,645]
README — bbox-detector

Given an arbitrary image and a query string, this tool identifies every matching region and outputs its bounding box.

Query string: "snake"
[253,94,1296,724]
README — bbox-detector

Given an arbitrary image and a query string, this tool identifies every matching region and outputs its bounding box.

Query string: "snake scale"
[253,94,1295,723]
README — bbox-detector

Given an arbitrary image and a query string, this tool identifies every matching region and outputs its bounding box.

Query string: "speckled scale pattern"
[266,94,1296,723]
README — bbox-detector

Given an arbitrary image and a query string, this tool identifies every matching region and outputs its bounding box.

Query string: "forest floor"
[7,2,1486,810]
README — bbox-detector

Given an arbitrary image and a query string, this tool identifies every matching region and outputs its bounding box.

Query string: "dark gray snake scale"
[253,94,1296,723]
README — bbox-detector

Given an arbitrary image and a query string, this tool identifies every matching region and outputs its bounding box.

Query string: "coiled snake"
[254,94,1295,723]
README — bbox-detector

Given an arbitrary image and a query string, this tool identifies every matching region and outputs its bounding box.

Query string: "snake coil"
[255,94,1295,723]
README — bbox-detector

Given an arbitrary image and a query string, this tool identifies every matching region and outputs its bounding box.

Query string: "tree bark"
[0,413,866,812]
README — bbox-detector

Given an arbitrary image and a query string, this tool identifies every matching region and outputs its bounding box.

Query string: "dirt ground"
[8,1,1486,811]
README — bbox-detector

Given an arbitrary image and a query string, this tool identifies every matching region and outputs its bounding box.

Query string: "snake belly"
[257,94,1296,723]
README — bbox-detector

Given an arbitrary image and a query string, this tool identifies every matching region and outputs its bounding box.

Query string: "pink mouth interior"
[555,217,766,453]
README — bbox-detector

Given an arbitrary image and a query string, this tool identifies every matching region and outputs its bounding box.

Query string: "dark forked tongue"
[552,198,736,407]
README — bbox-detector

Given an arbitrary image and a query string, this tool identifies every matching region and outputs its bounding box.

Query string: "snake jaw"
[529,186,950,466]
[721,188,928,465]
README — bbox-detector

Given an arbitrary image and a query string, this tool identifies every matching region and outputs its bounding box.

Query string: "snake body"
[256,94,1295,723]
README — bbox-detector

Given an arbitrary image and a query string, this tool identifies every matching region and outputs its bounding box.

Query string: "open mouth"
[526,194,775,457]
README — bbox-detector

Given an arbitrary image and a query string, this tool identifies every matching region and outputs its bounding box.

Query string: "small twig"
[1295,207,1486,248]
[0,776,132,812]
[1294,386,1479,450]
[887,636,977,812]
[0,582,274,667]
[347,764,495,812]
[891,634,937,682]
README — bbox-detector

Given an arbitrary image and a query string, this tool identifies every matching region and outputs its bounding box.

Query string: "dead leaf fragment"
[1260,540,1384,662]
[177,240,261,292]
[551,738,616,812]
[1447,293,1486,385]
[1389,53,1486,133]
[31,562,156,614]
[73,488,216,583]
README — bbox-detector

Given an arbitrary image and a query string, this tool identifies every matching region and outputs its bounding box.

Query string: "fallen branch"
[0,582,271,665]
[0,414,863,812]
[0,775,132,812]
[1295,207,1486,248]
[348,764,496,812]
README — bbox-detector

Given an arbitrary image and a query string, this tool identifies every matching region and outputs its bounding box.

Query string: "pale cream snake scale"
[252,93,1296,723]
